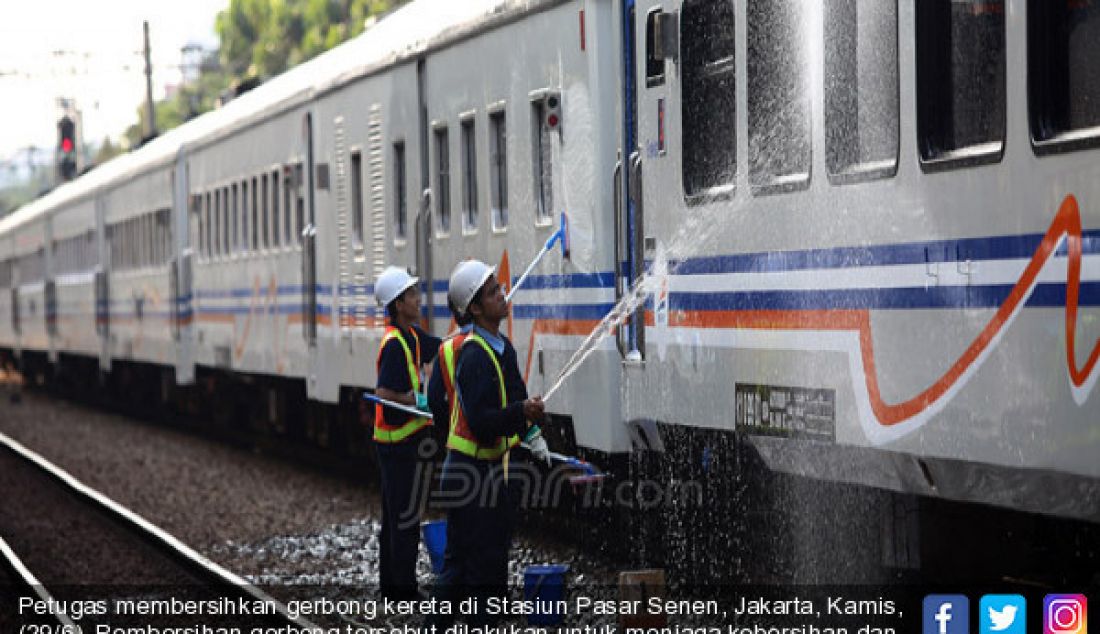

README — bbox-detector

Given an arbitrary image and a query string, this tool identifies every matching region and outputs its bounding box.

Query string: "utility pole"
[143,20,157,140]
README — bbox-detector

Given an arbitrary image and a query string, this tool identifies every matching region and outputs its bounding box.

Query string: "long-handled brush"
[506,212,569,303]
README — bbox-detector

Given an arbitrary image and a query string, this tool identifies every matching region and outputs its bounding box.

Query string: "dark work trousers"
[428,449,517,628]
[375,430,430,600]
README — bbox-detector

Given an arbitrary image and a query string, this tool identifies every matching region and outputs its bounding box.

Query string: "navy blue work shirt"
[377,323,441,427]
[453,328,529,446]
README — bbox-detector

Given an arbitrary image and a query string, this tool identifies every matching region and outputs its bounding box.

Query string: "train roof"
[0,0,558,238]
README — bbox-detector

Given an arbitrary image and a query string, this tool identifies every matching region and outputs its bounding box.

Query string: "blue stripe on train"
[668,282,1100,311]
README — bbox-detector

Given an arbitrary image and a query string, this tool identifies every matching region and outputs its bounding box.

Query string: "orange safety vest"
[373,326,431,443]
[440,331,520,460]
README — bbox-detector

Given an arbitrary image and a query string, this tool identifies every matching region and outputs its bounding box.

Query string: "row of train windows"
[53,231,97,276]
[351,106,553,246]
[0,235,94,289]
[0,210,169,287]
[1,250,46,286]
[108,208,172,272]
[678,0,1100,197]
[194,165,306,261]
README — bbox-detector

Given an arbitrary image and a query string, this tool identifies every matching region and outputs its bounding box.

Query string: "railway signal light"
[58,115,77,181]
[544,91,562,133]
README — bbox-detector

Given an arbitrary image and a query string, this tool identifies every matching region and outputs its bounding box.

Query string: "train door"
[172,152,195,384]
[300,112,318,347]
[44,217,57,365]
[95,195,110,373]
[617,0,665,362]
[415,58,433,331]
[623,0,707,350]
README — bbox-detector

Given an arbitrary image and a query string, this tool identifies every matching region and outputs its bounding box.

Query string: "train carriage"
[49,194,99,361]
[617,0,1099,517]
[6,211,51,367]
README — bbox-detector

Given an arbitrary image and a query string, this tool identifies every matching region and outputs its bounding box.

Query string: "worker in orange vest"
[426,260,551,626]
[373,266,441,600]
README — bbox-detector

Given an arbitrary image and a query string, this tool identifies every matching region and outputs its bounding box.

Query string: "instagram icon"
[1045,595,1087,634]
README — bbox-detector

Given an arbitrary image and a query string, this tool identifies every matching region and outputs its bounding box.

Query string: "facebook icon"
[924,595,970,634]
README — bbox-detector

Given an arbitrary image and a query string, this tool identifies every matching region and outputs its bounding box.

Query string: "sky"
[0,0,228,172]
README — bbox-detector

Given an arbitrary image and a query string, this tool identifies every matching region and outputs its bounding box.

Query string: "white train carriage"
[417,0,626,452]
[185,88,315,386]
[5,210,51,360]
[100,150,178,369]
[48,191,99,360]
[611,0,1100,525]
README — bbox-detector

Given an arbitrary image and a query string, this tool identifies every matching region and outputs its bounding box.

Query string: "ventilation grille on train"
[333,115,351,335]
[368,103,386,328]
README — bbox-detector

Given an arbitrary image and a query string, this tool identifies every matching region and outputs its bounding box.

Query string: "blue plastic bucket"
[523,564,570,625]
[421,520,447,574]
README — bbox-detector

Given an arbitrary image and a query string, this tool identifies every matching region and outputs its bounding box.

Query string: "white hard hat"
[448,260,495,315]
[376,266,419,307]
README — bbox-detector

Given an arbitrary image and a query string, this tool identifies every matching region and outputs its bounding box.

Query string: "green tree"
[217,0,393,81]
[115,0,400,154]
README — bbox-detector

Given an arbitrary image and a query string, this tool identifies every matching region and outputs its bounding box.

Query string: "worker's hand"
[523,396,545,423]
[415,392,430,413]
[525,429,553,467]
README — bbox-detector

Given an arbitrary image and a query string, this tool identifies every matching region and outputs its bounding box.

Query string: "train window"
[681,0,736,199]
[161,208,172,265]
[251,176,260,251]
[435,126,451,233]
[134,217,143,268]
[220,188,228,257]
[350,150,364,248]
[151,216,157,266]
[231,184,240,256]
[0,260,9,288]
[824,0,899,182]
[152,213,159,266]
[489,110,508,230]
[530,100,553,223]
[461,117,478,231]
[147,214,155,267]
[748,0,810,193]
[285,168,294,246]
[645,9,667,86]
[148,214,156,267]
[132,218,141,269]
[87,230,96,269]
[916,0,1005,168]
[1029,0,1100,153]
[271,170,281,248]
[202,193,210,259]
[208,192,215,258]
[261,174,269,250]
[294,163,305,245]
[393,141,407,240]
[122,222,129,269]
[239,180,249,254]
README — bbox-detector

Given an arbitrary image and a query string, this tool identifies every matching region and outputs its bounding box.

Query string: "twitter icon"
[981,595,1026,634]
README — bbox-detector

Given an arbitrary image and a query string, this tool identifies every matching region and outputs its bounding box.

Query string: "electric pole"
[144,20,157,141]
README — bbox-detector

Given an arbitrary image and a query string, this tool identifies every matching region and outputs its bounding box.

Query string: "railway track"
[0,431,318,631]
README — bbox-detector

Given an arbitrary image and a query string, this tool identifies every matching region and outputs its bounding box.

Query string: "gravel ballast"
[0,373,615,590]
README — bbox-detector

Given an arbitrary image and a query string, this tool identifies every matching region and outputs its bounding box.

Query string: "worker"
[373,265,441,601]
[427,260,551,626]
